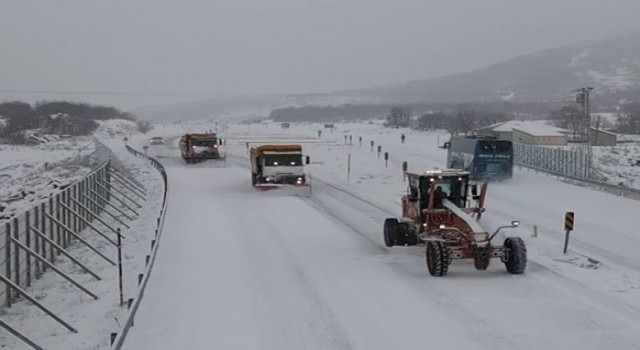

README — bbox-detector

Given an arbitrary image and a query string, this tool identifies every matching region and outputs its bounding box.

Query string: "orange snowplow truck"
[179,133,223,163]
[250,144,310,188]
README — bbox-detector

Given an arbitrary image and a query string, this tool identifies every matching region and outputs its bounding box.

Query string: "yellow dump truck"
[250,144,310,188]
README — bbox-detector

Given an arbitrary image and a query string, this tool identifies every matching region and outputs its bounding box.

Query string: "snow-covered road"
[123,133,640,350]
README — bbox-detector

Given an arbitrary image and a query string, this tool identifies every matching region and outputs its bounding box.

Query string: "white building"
[475,121,570,146]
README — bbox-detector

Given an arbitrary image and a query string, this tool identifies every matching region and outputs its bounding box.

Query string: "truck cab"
[250,145,310,186]
[179,133,224,163]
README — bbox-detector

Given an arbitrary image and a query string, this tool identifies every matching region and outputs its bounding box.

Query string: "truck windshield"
[192,139,216,147]
[264,154,302,166]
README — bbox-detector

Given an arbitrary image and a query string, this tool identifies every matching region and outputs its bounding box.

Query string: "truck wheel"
[426,241,449,277]
[472,244,491,270]
[504,237,527,274]
[251,174,257,186]
[383,218,399,247]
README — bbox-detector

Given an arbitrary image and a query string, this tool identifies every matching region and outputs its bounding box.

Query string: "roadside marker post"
[402,161,408,181]
[347,154,351,182]
[563,212,574,253]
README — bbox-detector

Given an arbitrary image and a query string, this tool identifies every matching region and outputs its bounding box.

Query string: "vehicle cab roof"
[406,169,470,179]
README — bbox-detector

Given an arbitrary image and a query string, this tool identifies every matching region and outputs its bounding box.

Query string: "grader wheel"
[383,218,399,247]
[426,241,450,277]
[504,237,527,274]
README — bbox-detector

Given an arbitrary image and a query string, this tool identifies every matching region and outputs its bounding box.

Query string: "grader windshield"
[418,173,469,208]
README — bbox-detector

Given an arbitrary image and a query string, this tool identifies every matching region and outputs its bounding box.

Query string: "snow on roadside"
[0,120,142,223]
[0,119,166,349]
[0,144,165,350]
[592,138,640,190]
[221,120,640,312]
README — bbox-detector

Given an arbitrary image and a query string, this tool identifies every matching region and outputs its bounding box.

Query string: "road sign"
[564,212,574,231]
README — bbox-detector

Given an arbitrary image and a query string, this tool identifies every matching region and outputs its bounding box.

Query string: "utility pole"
[575,87,594,179]
[574,87,594,146]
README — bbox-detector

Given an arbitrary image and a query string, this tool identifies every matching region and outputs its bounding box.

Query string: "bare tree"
[416,112,450,130]
[451,110,477,135]
[385,107,412,128]
[616,103,640,134]
[549,105,582,138]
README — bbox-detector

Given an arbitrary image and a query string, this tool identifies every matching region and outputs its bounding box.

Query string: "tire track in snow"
[221,195,354,350]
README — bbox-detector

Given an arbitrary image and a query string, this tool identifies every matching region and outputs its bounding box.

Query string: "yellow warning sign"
[564,212,574,231]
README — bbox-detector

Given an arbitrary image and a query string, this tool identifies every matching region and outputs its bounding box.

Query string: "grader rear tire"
[426,241,450,277]
[504,237,527,274]
[383,218,399,247]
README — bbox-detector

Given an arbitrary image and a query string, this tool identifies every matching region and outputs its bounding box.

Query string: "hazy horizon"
[2,0,640,109]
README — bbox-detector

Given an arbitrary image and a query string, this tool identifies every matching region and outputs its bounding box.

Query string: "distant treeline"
[269,101,555,122]
[0,101,151,143]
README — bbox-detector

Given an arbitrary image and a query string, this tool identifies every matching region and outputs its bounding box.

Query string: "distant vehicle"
[445,135,513,180]
[150,136,165,145]
[179,133,224,163]
[281,122,290,129]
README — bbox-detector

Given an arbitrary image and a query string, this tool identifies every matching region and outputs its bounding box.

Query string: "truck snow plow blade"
[253,183,311,197]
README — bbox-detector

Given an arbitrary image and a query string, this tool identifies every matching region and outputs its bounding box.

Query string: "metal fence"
[514,142,640,200]
[0,141,152,350]
[110,145,168,350]
[513,143,593,180]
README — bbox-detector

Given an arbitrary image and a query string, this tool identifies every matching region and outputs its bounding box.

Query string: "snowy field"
[0,121,167,349]
[115,120,640,350]
[592,135,640,189]
[0,120,142,223]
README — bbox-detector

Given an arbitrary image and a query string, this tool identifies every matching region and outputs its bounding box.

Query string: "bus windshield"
[477,140,512,154]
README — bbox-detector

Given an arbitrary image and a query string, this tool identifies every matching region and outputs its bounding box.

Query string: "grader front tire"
[504,237,527,274]
[426,241,450,277]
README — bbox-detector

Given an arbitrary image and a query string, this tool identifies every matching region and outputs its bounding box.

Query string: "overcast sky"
[1,0,640,109]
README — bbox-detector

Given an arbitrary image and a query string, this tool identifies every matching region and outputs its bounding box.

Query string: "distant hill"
[349,32,640,105]
[131,33,640,121]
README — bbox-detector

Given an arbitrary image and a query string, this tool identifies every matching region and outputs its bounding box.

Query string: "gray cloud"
[1,0,640,108]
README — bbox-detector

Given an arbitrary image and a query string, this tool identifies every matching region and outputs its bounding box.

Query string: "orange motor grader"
[384,169,526,276]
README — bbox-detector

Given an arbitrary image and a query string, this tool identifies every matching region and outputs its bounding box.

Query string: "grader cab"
[384,169,526,276]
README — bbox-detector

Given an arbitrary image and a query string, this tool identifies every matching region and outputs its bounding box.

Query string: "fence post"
[48,197,55,262]
[33,207,41,275]
[118,228,124,306]
[56,194,62,251]
[25,211,31,287]
[62,190,69,248]
[73,184,79,232]
[12,217,20,290]
[40,203,46,271]
[5,222,12,306]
